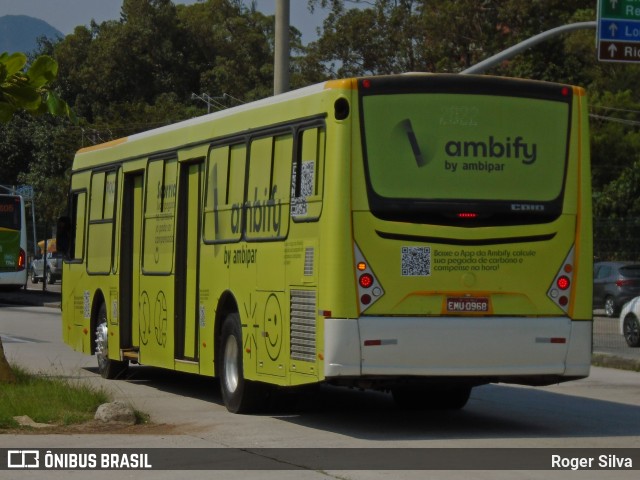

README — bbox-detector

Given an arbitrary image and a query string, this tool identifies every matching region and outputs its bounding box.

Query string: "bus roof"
[76,80,342,157]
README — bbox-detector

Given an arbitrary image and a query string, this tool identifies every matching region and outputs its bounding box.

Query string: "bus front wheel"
[219,313,267,413]
[95,302,128,379]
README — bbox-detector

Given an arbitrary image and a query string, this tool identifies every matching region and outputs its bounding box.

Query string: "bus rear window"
[361,91,571,225]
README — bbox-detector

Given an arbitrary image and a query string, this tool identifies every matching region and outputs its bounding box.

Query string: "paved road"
[1,303,639,479]
[0,295,640,480]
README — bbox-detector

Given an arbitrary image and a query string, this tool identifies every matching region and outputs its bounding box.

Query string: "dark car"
[593,261,640,317]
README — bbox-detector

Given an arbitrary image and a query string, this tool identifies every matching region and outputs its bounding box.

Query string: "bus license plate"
[446,297,489,313]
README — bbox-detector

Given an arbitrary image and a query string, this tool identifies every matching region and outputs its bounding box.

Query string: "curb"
[0,290,61,308]
[592,352,640,373]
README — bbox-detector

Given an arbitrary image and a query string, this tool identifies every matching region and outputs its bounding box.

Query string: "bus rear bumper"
[324,316,592,386]
[0,270,27,287]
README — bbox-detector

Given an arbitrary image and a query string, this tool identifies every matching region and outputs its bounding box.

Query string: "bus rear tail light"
[556,276,570,290]
[547,246,575,313]
[17,248,26,271]
[354,243,384,313]
[359,273,374,288]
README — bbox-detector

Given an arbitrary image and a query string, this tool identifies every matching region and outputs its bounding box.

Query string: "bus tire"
[219,313,267,413]
[95,302,128,379]
[392,386,472,410]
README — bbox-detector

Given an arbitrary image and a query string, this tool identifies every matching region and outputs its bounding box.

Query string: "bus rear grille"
[290,289,316,362]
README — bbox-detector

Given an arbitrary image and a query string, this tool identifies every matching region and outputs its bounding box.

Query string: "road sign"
[598,0,640,62]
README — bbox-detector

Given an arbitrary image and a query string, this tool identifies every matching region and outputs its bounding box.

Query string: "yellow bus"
[60,74,593,413]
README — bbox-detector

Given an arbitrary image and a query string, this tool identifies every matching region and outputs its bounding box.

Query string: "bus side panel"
[569,89,593,322]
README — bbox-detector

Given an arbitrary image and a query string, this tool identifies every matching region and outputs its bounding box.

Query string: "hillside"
[0,15,62,54]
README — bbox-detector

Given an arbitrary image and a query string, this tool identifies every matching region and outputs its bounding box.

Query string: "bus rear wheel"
[95,302,128,379]
[392,386,472,410]
[219,313,268,413]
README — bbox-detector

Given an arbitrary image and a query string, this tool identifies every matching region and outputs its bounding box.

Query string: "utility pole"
[274,0,290,95]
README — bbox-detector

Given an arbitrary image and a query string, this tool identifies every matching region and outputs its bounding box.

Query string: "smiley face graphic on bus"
[263,294,283,361]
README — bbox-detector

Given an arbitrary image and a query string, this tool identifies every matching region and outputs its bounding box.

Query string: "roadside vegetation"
[591,354,640,373]
[0,365,110,430]
[0,0,639,261]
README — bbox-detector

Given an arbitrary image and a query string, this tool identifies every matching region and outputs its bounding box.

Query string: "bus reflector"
[537,337,567,344]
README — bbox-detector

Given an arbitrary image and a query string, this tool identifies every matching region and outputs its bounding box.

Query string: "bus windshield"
[0,196,21,230]
[361,89,571,225]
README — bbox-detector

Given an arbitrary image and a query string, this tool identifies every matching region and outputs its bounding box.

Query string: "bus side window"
[87,171,117,274]
[292,127,325,221]
[203,144,245,243]
[143,158,177,274]
[246,136,289,241]
[272,134,292,228]
[68,191,86,261]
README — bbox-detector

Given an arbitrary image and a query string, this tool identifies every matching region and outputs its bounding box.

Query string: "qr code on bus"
[291,161,315,217]
[401,246,431,277]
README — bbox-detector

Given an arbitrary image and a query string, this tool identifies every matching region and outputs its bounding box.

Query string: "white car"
[618,297,640,347]
[30,251,63,285]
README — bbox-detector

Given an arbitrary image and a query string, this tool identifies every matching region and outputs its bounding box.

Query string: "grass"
[0,365,111,429]
[592,353,640,373]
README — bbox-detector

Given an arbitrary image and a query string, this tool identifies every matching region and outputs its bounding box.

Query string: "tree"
[0,51,73,383]
[305,1,640,260]
[0,52,73,122]
[53,0,281,127]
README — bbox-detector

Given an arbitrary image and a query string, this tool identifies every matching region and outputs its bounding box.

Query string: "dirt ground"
[1,420,182,435]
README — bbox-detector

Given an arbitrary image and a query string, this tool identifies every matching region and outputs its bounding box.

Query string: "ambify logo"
[444,136,538,165]
[7,450,39,469]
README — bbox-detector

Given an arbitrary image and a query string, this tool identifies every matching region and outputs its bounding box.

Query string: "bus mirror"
[56,216,71,258]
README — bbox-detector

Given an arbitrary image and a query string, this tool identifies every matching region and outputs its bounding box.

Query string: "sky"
[0,0,326,44]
